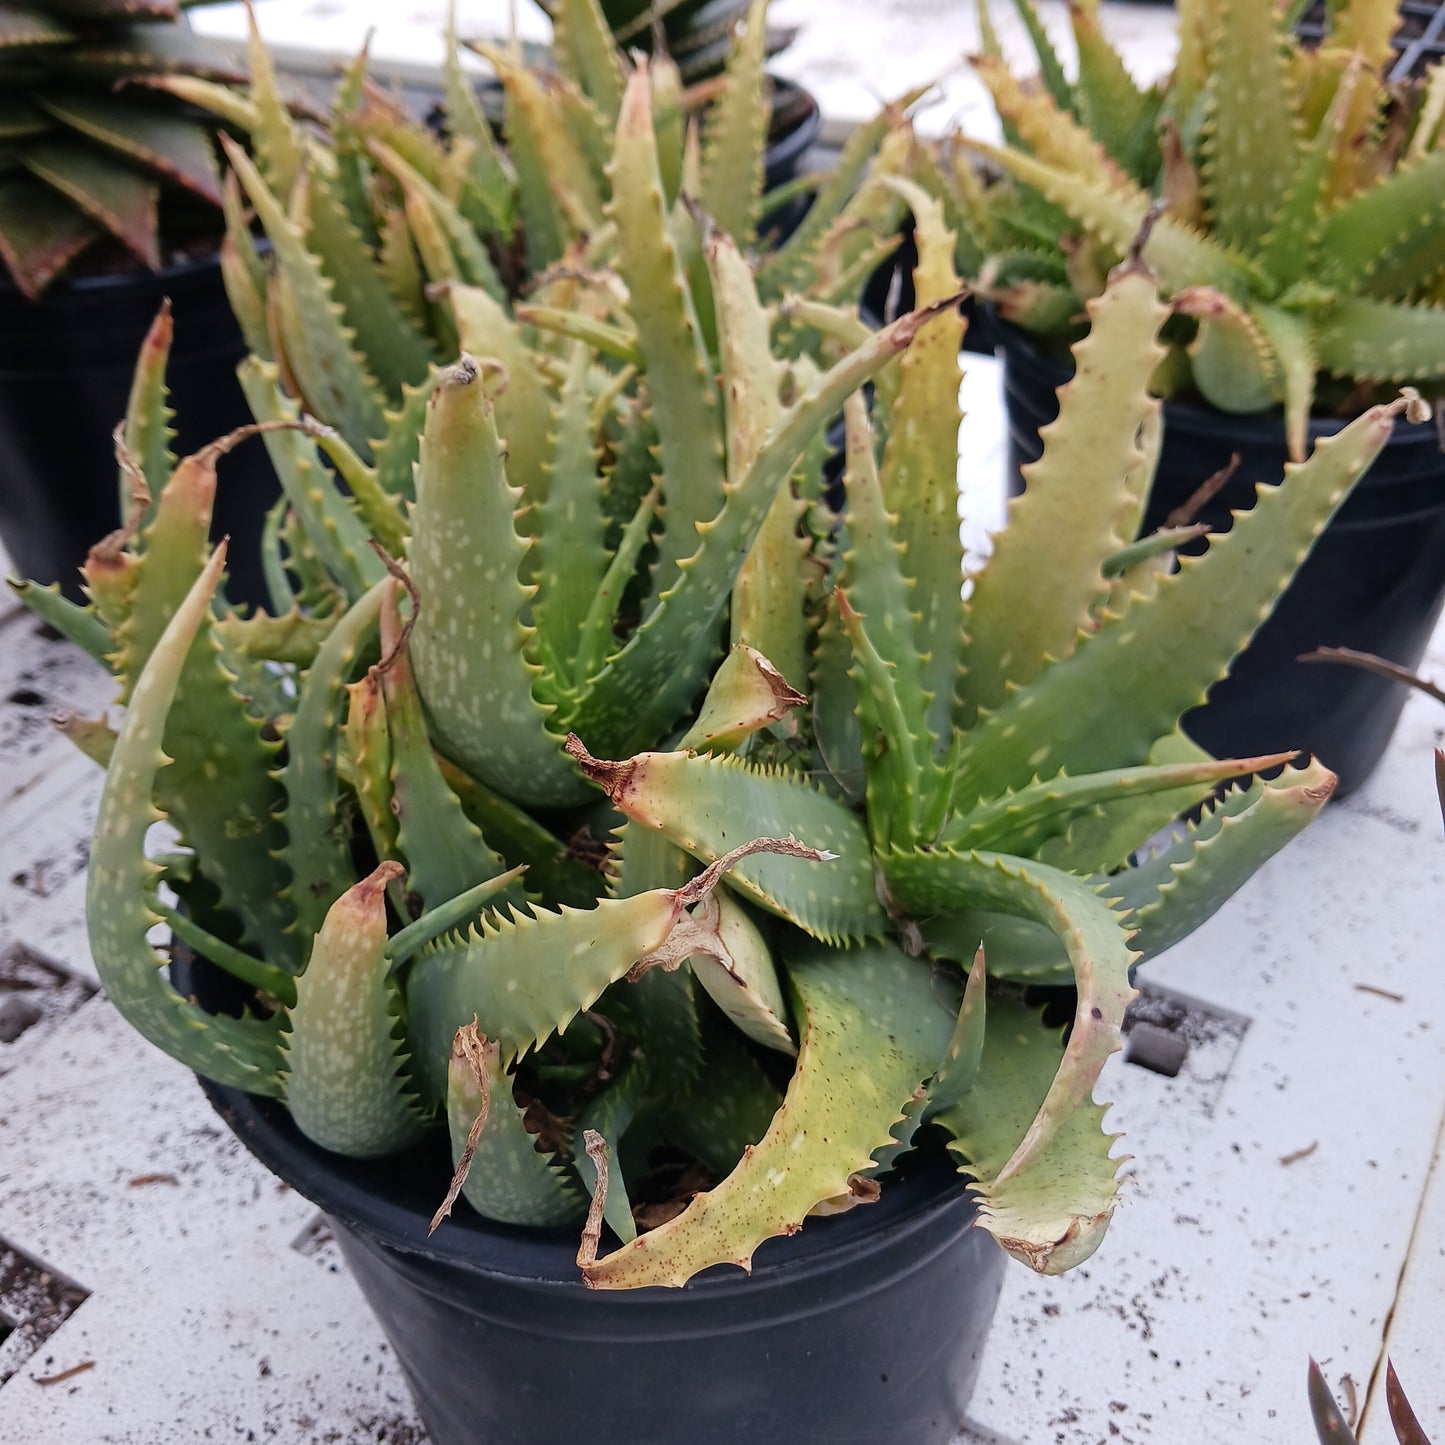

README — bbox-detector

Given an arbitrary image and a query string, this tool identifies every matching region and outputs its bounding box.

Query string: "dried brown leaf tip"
[430,1019,493,1235]
[563,734,639,804]
[577,1129,611,1278]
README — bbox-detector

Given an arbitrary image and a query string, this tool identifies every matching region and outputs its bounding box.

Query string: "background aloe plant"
[940,0,1445,459]
[162,0,910,441]
[13,19,1413,1286]
[536,0,790,82]
[0,0,249,297]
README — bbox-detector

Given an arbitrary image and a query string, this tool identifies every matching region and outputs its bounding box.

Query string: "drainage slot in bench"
[0,1242,90,1386]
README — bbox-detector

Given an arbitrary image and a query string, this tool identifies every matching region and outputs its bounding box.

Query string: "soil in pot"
[0,250,278,607]
[997,319,1445,795]
[174,955,1006,1445]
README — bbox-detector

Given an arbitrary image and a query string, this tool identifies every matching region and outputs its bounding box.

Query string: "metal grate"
[1296,1,1445,81]
[0,1244,89,1388]
[0,946,97,1077]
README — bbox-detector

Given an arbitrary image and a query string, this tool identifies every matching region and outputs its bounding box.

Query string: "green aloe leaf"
[407,359,585,809]
[283,863,429,1157]
[368,136,505,302]
[242,1,303,196]
[568,303,942,756]
[708,230,809,693]
[302,159,436,402]
[237,359,386,603]
[583,938,959,1289]
[443,1023,586,1227]
[961,264,1167,724]
[950,400,1402,812]
[551,0,623,121]
[698,0,768,243]
[7,579,111,664]
[378,589,516,911]
[219,170,270,359]
[86,546,285,1095]
[118,299,176,521]
[971,139,1262,298]
[1320,148,1445,300]
[757,84,928,299]
[569,743,883,944]
[1199,0,1300,253]
[873,180,966,752]
[607,64,726,598]
[1104,758,1336,964]
[934,995,1124,1274]
[224,138,387,455]
[1315,297,1445,383]
[450,284,554,527]
[1257,62,1359,290]
[282,581,386,946]
[110,443,296,965]
[1071,1,1156,176]
[529,345,611,684]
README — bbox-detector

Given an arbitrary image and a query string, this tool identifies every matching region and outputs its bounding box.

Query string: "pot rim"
[989,307,1445,451]
[764,75,822,179]
[199,1067,980,1305]
[0,244,225,304]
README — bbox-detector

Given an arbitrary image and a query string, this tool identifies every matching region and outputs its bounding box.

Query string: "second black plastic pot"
[182,948,1005,1445]
[0,252,278,605]
[997,320,1445,795]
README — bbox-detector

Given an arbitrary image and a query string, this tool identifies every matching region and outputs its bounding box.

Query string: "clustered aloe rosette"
[16,46,1414,1285]
[0,0,248,297]
[167,0,909,400]
[940,0,1445,459]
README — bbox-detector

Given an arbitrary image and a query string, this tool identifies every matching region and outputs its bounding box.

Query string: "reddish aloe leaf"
[35,90,222,204]
[0,8,75,50]
[1387,1362,1434,1445]
[0,171,100,298]
[0,95,51,140]
[19,135,160,267]
[45,0,178,19]
[58,24,249,82]
[1308,1358,1359,1445]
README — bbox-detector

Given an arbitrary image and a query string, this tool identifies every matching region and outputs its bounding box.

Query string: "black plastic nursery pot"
[0,252,278,605]
[176,958,1005,1445]
[996,319,1445,795]
[763,76,822,193]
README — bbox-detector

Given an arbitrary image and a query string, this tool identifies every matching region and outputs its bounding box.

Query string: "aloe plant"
[0,0,250,297]
[942,0,1445,459]
[14,41,1413,1287]
[164,0,907,435]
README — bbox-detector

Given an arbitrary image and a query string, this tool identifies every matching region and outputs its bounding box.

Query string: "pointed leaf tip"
[440,354,481,389]
[618,59,653,135]
[1385,1360,1431,1445]
[353,859,405,908]
[888,290,970,351]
